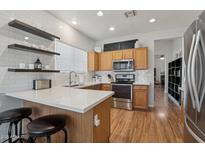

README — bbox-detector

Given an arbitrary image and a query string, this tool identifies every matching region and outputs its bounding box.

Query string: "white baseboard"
[148,104,155,108]
[168,94,180,107]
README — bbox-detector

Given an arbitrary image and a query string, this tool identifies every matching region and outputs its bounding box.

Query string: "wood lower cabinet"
[24,97,112,143]
[101,84,111,91]
[133,47,148,70]
[133,85,149,110]
[87,51,99,71]
[93,98,111,142]
[99,51,113,71]
[82,84,101,90]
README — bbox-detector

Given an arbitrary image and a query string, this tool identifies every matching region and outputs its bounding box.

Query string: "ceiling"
[48,10,201,41]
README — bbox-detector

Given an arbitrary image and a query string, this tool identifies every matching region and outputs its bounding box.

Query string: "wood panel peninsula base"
[23,97,112,143]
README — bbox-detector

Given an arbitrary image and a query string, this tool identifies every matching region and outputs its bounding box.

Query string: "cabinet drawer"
[101,84,111,91]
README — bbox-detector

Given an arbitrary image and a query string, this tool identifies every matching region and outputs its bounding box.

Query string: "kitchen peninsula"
[6,86,114,143]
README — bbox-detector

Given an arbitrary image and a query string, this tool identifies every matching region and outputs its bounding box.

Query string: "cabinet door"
[133,86,148,109]
[99,52,113,71]
[101,84,111,91]
[123,49,133,59]
[81,86,94,89]
[93,97,112,143]
[87,51,98,71]
[112,50,123,60]
[134,48,148,70]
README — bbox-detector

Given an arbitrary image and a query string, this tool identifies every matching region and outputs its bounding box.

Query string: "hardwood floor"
[109,87,184,143]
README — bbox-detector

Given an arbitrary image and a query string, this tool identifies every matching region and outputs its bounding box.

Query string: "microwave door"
[113,62,121,71]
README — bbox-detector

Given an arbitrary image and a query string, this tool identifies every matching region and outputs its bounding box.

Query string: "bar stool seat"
[11,108,32,121]
[0,107,32,143]
[0,111,22,124]
[27,114,67,143]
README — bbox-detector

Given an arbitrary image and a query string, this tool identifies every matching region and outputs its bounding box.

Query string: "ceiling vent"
[124,10,138,18]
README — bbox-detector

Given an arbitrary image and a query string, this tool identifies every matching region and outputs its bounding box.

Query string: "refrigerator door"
[184,20,198,126]
[184,11,205,142]
[195,11,205,137]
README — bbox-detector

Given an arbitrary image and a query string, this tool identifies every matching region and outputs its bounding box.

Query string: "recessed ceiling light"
[109,27,115,31]
[97,11,103,17]
[71,20,77,25]
[149,18,156,23]
[24,36,29,40]
[160,55,165,60]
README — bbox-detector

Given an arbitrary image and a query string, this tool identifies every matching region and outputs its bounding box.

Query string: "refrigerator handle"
[191,30,202,112]
[187,33,196,109]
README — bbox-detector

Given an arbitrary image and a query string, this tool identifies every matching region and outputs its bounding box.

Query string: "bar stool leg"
[47,136,51,143]
[8,122,13,143]
[62,128,67,143]
[19,117,32,143]
[19,120,23,143]
[28,136,35,143]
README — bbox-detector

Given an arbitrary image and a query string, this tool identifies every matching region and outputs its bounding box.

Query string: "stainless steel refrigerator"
[184,10,205,142]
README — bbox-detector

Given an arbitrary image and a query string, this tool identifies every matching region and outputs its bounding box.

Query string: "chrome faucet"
[69,71,78,86]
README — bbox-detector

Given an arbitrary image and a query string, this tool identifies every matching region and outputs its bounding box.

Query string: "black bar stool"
[27,114,67,143]
[0,107,32,143]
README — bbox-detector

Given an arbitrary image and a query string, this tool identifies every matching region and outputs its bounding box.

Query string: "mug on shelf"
[28,64,34,69]
[45,65,50,70]
[19,63,26,69]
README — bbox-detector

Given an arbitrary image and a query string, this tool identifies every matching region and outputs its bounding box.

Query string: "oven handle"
[111,84,133,86]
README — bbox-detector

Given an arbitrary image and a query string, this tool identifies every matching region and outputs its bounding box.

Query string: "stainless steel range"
[111,74,135,110]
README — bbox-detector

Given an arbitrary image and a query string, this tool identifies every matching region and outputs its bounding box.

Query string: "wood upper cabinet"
[112,50,123,60]
[122,49,133,59]
[87,51,99,71]
[112,49,133,60]
[99,51,113,71]
[133,85,149,110]
[133,47,148,70]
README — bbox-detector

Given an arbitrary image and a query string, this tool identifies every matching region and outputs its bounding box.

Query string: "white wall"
[0,10,95,141]
[95,28,186,107]
[154,37,183,93]
[154,55,165,81]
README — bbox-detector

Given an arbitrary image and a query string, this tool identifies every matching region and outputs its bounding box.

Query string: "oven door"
[111,84,133,110]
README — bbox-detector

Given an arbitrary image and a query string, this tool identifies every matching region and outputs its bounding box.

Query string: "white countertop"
[76,81,150,87]
[133,82,150,86]
[73,82,110,89]
[6,86,114,113]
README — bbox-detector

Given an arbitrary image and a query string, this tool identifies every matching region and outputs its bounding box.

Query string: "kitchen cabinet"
[87,51,99,71]
[99,52,113,71]
[101,84,111,91]
[122,49,133,59]
[133,85,149,110]
[81,84,101,90]
[112,50,123,60]
[112,49,133,60]
[133,47,148,70]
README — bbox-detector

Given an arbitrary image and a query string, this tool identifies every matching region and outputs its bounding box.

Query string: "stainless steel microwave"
[112,59,134,72]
